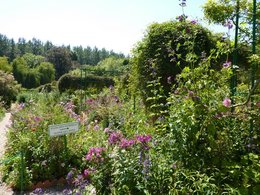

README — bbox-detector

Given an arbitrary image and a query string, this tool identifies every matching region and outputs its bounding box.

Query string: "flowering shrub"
[1,92,82,189]
[130,19,221,111]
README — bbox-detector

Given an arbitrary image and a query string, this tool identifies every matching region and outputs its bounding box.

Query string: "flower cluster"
[136,135,152,150]
[66,168,91,194]
[177,14,188,22]
[32,188,44,195]
[136,135,152,143]
[86,147,106,163]
[224,19,233,30]
[61,101,80,121]
[119,138,135,149]
[28,115,43,131]
[107,129,152,151]
[108,131,123,145]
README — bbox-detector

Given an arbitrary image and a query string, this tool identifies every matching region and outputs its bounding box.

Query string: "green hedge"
[57,73,114,92]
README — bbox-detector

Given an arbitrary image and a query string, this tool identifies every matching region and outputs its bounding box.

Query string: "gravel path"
[0,112,14,195]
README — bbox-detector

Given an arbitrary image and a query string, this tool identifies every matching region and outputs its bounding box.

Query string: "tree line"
[0,33,125,65]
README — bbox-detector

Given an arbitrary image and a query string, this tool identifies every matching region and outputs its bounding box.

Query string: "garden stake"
[64,135,68,163]
[231,0,240,113]
[20,151,25,193]
[133,95,136,113]
[80,67,83,111]
[250,0,257,151]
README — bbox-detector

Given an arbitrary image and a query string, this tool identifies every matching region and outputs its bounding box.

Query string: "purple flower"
[136,135,152,143]
[224,20,233,29]
[86,147,106,163]
[108,131,123,145]
[18,103,25,110]
[86,98,95,104]
[190,20,197,24]
[223,61,231,68]
[94,125,99,131]
[32,188,44,194]
[34,116,41,122]
[63,189,72,195]
[177,14,187,22]
[66,170,75,182]
[104,127,111,133]
[223,98,232,107]
[84,169,91,178]
[114,96,119,103]
[119,138,135,149]
[109,85,114,91]
[142,157,151,177]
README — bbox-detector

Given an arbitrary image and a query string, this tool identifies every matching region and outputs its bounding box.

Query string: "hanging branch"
[231,79,260,108]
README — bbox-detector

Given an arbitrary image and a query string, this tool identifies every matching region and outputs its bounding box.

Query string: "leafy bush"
[57,73,114,93]
[1,93,80,189]
[12,54,55,89]
[0,56,12,73]
[0,70,20,108]
[130,19,220,110]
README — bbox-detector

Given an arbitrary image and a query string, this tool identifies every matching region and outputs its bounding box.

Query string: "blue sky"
[0,0,225,54]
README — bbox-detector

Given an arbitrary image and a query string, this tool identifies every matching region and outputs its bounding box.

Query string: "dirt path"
[0,112,14,195]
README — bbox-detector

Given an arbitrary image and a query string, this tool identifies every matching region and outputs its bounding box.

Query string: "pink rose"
[223,98,231,107]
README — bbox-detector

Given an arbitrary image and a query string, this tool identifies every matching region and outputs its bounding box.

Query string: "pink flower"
[223,98,232,107]
[136,135,152,143]
[119,138,135,149]
[86,147,106,163]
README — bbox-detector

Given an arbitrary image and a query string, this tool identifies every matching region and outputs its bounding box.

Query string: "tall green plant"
[130,19,220,111]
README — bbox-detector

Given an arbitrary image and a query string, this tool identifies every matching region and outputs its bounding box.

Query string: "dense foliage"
[0,56,12,73]
[203,0,260,49]
[0,70,20,108]
[57,74,114,93]
[0,2,259,194]
[12,54,55,88]
[130,20,220,111]
[0,34,125,65]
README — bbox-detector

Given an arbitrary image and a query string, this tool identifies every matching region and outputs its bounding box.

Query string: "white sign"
[49,122,79,137]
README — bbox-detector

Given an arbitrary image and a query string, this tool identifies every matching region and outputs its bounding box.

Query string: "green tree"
[22,53,45,68]
[37,62,55,85]
[0,70,20,108]
[43,41,54,53]
[31,38,44,55]
[9,39,17,62]
[23,70,40,88]
[0,34,10,57]
[12,56,28,84]
[17,38,27,56]
[0,57,12,73]
[12,54,50,88]
[46,47,73,79]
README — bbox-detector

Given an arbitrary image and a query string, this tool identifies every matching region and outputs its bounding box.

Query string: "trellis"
[231,0,258,148]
